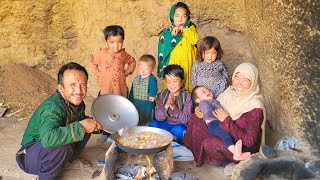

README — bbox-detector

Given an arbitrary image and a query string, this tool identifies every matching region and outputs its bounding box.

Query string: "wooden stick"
[18,117,31,121]
[5,108,24,117]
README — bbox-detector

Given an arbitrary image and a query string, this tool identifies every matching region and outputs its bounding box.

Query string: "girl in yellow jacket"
[158,2,199,92]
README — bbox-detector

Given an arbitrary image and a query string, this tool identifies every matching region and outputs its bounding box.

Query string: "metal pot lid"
[91,94,139,133]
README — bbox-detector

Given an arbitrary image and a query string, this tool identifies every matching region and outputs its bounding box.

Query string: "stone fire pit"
[96,142,174,180]
[231,150,320,180]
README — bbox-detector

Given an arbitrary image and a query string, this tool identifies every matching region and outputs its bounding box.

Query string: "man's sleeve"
[39,106,85,149]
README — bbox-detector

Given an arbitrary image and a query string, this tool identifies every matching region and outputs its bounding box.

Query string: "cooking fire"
[116,155,160,180]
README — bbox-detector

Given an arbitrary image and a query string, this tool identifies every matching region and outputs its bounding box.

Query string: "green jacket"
[21,91,86,149]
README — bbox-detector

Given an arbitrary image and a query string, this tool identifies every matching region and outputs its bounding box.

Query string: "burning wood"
[134,155,158,180]
[116,155,160,180]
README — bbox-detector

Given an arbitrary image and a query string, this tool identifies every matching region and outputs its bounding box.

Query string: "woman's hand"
[194,106,204,119]
[213,108,229,122]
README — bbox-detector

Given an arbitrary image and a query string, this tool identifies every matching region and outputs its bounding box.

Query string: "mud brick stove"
[99,142,174,180]
[91,95,175,179]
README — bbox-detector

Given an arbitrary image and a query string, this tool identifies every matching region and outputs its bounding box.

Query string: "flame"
[134,155,157,180]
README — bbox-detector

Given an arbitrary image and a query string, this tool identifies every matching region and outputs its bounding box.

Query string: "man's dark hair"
[103,25,125,41]
[163,64,184,80]
[57,62,88,85]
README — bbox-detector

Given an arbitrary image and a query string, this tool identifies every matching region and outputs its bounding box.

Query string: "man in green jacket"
[16,62,103,180]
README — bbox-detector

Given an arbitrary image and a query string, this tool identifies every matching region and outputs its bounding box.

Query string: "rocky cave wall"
[243,0,319,156]
[0,0,319,156]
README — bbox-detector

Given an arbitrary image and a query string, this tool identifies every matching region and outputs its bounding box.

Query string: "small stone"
[259,145,277,159]
[3,169,10,173]
[169,172,197,180]
[305,160,320,175]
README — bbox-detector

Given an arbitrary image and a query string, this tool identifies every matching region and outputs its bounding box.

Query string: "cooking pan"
[92,94,173,154]
[115,126,173,154]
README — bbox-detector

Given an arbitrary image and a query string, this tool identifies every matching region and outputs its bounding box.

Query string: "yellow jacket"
[169,25,199,92]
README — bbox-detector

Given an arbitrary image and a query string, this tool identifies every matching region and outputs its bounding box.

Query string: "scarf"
[157,2,194,78]
[217,63,266,144]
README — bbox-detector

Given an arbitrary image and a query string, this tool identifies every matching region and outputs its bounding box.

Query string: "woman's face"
[165,75,183,95]
[232,72,252,96]
[173,7,188,27]
[203,48,218,63]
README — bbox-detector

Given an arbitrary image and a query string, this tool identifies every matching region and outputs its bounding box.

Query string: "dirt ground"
[0,64,229,179]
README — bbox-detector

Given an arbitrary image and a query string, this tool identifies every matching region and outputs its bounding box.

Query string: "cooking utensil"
[115,126,173,154]
[91,94,139,134]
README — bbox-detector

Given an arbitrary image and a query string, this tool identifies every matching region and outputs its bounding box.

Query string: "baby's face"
[106,35,123,53]
[203,48,218,63]
[139,62,153,78]
[173,7,188,27]
[196,86,213,102]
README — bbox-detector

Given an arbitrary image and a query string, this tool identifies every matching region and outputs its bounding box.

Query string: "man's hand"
[79,118,103,133]
[213,108,229,122]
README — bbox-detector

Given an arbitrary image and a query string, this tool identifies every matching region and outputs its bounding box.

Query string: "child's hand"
[205,119,212,124]
[166,93,175,109]
[213,108,229,122]
[148,96,156,102]
[171,26,180,36]
[124,69,129,77]
[178,25,185,32]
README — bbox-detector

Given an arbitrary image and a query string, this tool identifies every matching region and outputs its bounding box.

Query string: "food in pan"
[116,130,170,149]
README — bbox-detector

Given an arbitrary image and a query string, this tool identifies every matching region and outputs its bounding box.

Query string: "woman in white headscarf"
[183,63,266,167]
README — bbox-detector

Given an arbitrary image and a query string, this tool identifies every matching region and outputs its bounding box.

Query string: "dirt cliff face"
[0,0,319,156]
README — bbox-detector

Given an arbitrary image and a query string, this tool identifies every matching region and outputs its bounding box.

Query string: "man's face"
[57,69,88,106]
[106,35,123,53]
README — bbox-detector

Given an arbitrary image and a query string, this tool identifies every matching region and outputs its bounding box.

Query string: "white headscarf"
[217,63,266,144]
